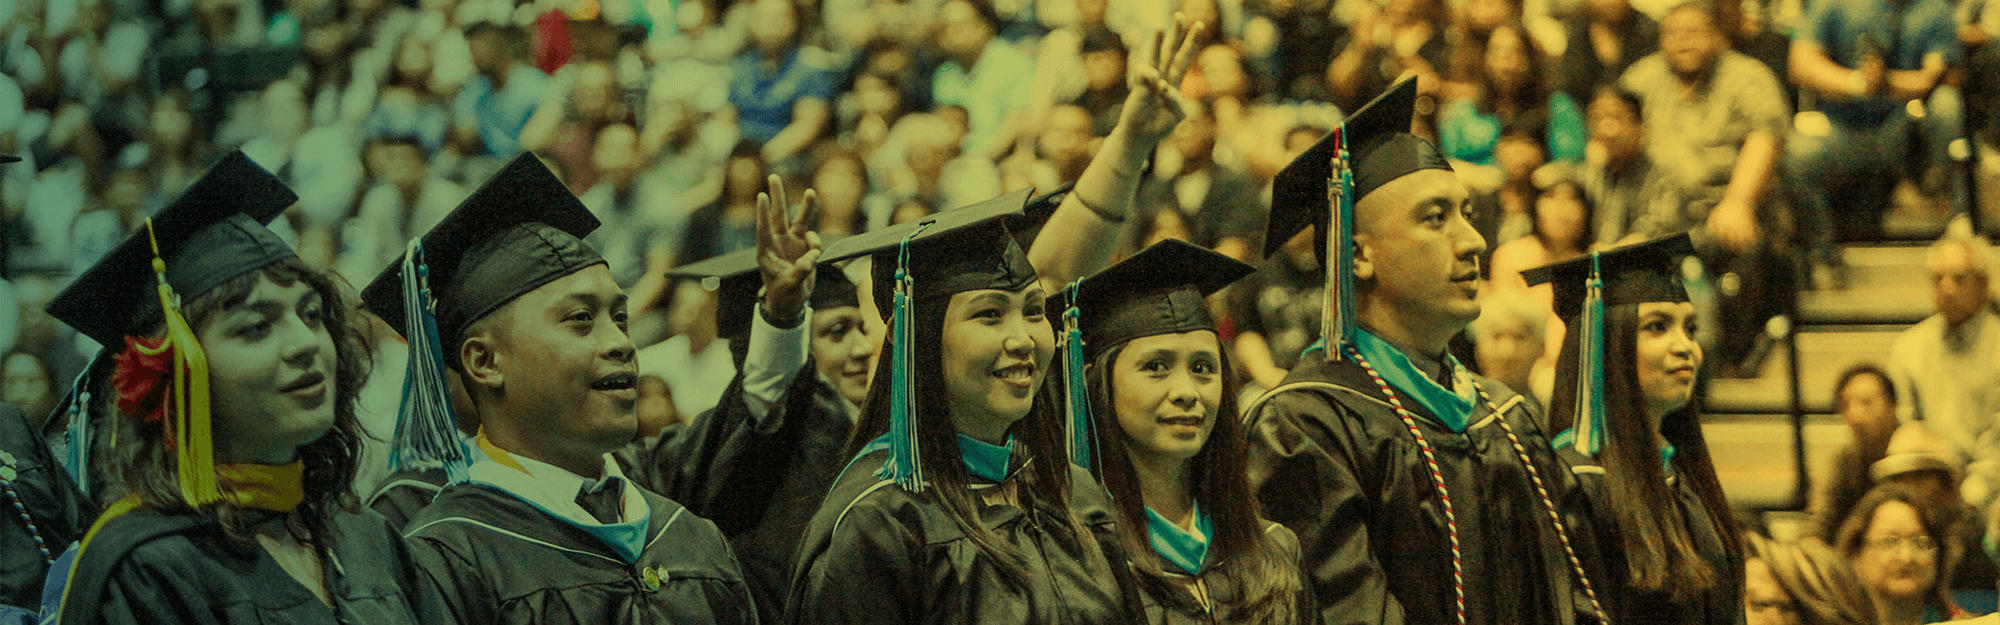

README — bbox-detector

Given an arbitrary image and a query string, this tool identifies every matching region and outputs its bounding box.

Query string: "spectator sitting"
[339,132,468,285]
[804,144,883,237]
[239,77,365,230]
[1,349,57,444]
[680,141,768,265]
[1138,98,1264,261]
[520,59,631,194]
[1467,290,1551,412]
[1786,0,1967,246]
[1017,104,1095,194]
[1557,0,1660,101]
[1466,119,1549,251]
[1743,533,1879,625]
[582,122,680,290]
[1887,218,2000,514]
[1836,484,1976,624]
[1579,86,1673,247]
[451,21,549,156]
[1490,165,1593,298]
[1875,420,2000,591]
[1805,365,1903,540]
[728,0,834,167]
[1228,228,1321,391]
[1438,21,1586,168]
[873,112,1001,224]
[1069,27,1131,136]
[1326,0,1449,112]
[930,0,1036,161]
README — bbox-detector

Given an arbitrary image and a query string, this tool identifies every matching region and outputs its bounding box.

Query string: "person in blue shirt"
[452,22,550,156]
[1786,0,1966,239]
[729,0,835,167]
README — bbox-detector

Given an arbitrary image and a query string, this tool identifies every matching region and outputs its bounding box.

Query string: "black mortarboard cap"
[360,153,603,365]
[1052,240,1254,360]
[821,188,1037,317]
[47,152,297,345]
[1520,233,1695,321]
[670,248,862,340]
[1267,77,1453,259]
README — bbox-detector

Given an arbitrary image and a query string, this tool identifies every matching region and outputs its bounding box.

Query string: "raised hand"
[1118,13,1205,148]
[756,174,823,327]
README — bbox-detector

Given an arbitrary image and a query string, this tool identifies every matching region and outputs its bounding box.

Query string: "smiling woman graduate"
[781,190,1142,625]
[50,153,443,625]
[1521,233,1744,625]
[1058,239,1312,624]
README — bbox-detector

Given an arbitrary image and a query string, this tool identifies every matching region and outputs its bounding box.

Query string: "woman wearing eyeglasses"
[1834,484,1973,625]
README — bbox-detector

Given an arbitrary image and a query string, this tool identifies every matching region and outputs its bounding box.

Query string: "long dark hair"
[844,289,1083,587]
[1548,302,1743,603]
[1834,484,1963,617]
[94,256,372,548]
[1475,22,1553,119]
[1085,340,1302,623]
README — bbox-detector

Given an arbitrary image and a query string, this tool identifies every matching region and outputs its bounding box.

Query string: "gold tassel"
[143,219,221,507]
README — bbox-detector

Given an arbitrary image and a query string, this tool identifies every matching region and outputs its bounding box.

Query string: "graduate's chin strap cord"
[1346,345,1609,625]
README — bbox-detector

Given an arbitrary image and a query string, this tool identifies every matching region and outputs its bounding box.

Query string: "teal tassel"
[876,224,933,492]
[1061,280,1094,470]
[1575,252,1608,456]
[391,238,470,483]
[1325,125,1357,361]
[63,370,91,497]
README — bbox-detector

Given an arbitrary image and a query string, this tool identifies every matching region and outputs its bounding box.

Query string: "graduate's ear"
[1352,233,1375,282]
[460,332,505,391]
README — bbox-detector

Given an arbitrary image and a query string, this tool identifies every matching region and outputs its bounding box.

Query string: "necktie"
[575,479,624,524]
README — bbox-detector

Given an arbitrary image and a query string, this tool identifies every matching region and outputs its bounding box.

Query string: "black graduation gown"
[364,467,450,530]
[1134,520,1318,625]
[1244,355,1602,625]
[0,403,91,611]
[402,480,759,625]
[616,360,855,620]
[784,451,1142,625]
[1558,448,1741,625]
[59,506,445,625]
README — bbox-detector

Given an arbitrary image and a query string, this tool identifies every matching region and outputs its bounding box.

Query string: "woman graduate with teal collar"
[1521,233,1743,625]
[1057,239,1312,624]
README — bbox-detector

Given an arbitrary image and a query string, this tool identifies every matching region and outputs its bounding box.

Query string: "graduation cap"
[0,155,19,163]
[670,247,861,341]
[1520,233,1695,456]
[44,151,298,507]
[1048,239,1255,469]
[817,187,1037,492]
[1267,77,1452,362]
[358,153,604,480]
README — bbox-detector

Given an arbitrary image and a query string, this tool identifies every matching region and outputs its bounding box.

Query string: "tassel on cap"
[141,219,222,507]
[1061,280,1095,470]
[390,237,471,482]
[62,367,92,498]
[875,223,934,493]
[1573,252,1608,457]
[1323,125,1358,362]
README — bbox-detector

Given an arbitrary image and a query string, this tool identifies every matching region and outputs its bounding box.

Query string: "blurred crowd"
[4,0,2000,616]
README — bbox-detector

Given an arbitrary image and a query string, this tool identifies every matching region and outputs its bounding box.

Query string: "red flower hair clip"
[112,335,175,425]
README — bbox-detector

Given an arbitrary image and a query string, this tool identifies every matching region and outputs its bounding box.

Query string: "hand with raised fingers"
[756,174,823,327]
[1118,13,1205,148]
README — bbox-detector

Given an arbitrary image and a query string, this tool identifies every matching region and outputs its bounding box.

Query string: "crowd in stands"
[4,0,2000,620]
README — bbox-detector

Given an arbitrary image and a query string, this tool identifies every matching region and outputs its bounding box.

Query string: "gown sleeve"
[405,529,502,625]
[1247,390,1409,625]
[785,492,927,625]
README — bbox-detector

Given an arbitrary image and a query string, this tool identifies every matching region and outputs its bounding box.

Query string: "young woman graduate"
[1520,233,1744,624]
[48,152,444,624]
[1057,239,1312,624]
[781,190,1143,625]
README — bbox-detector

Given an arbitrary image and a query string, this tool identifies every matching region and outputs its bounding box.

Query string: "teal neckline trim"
[1350,328,1474,432]
[957,434,1015,483]
[1146,503,1213,575]
[1553,429,1679,466]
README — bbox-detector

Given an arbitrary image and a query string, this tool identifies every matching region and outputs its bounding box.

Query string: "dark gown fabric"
[364,467,450,530]
[1134,520,1317,625]
[1244,355,1603,625]
[0,404,91,611]
[402,480,759,625]
[783,451,1142,625]
[1558,448,1741,625]
[615,360,856,620]
[59,506,445,625]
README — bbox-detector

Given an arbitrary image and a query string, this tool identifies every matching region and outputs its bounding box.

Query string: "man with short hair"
[364,154,756,624]
[1246,78,1604,625]
[1886,218,2000,515]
